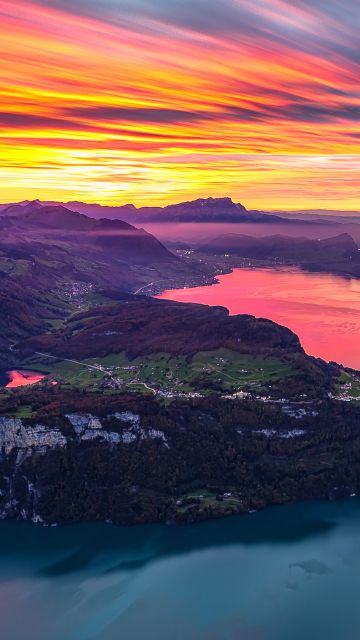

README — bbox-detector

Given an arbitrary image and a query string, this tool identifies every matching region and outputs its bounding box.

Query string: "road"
[133,280,165,295]
[34,351,158,393]
[129,381,157,395]
[34,351,106,373]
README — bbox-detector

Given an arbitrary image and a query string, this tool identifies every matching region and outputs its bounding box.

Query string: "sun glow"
[0,0,359,208]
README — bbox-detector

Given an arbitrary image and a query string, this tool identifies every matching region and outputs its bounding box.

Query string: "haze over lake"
[157,267,360,370]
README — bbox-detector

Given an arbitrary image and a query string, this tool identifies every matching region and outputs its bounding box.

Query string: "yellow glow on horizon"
[0,0,359,209]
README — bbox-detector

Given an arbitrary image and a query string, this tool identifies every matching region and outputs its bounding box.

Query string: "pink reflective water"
[156,268,360,369]
[5,370,45,388]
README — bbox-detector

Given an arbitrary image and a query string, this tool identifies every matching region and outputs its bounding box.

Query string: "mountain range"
[0,204,196,347]
[0,196,283,223]
[1,197,360,527]
[2,197,360,245]
[1,197,359,350]
[0,196,341,224]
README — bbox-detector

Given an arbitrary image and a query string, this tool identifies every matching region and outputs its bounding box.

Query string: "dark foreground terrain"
[1,381,360,526]
[1,201,359,527]
[1,295,360,526]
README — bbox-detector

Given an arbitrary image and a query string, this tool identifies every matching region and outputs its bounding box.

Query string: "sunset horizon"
[1,4,360,637]
[0,192,360,212]
[1,0,359,208]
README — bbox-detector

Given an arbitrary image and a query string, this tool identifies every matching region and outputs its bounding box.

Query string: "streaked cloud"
[0,0,358,207]
[64,107,206,124]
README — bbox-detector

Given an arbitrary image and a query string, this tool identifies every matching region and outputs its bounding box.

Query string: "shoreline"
[142,254,359,298]
[1,488,360,529]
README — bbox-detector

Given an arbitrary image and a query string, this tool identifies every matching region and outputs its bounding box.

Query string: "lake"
[157,267,360,369]
[2,268,360,640]
[2,498,360,640]
[0,369,46,389]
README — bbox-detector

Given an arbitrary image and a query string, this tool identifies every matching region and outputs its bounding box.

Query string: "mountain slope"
[0,205,195,347]
[197,233,360,276]
[18,296,303,360]
[2,198,360,246]
[2,203,180,263]
[1,294,358,527]
[63,197,284,223]
[0,197,296,224]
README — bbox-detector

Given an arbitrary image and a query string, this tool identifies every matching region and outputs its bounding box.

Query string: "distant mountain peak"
[164,196,246,210]
[65,200,137,211]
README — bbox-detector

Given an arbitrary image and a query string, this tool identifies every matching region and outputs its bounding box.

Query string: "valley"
[2,1,360,635]
[0,199,359,529]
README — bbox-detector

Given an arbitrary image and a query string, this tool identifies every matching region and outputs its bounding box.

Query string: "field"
[175,488,244,518]
[22,348,294,397]
[0,256,30,276]
[335,371,360,400]
[14,405,33,418]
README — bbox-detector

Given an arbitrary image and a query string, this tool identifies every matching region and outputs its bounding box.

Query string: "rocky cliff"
[0,394,360,526]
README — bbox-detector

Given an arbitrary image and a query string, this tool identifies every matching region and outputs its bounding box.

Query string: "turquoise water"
[2,499,360,639]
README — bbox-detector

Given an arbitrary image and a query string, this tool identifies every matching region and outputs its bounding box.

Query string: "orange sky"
[0,0,359,209]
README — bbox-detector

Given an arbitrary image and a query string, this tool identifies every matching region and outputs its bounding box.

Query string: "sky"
[0,0,359,209]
